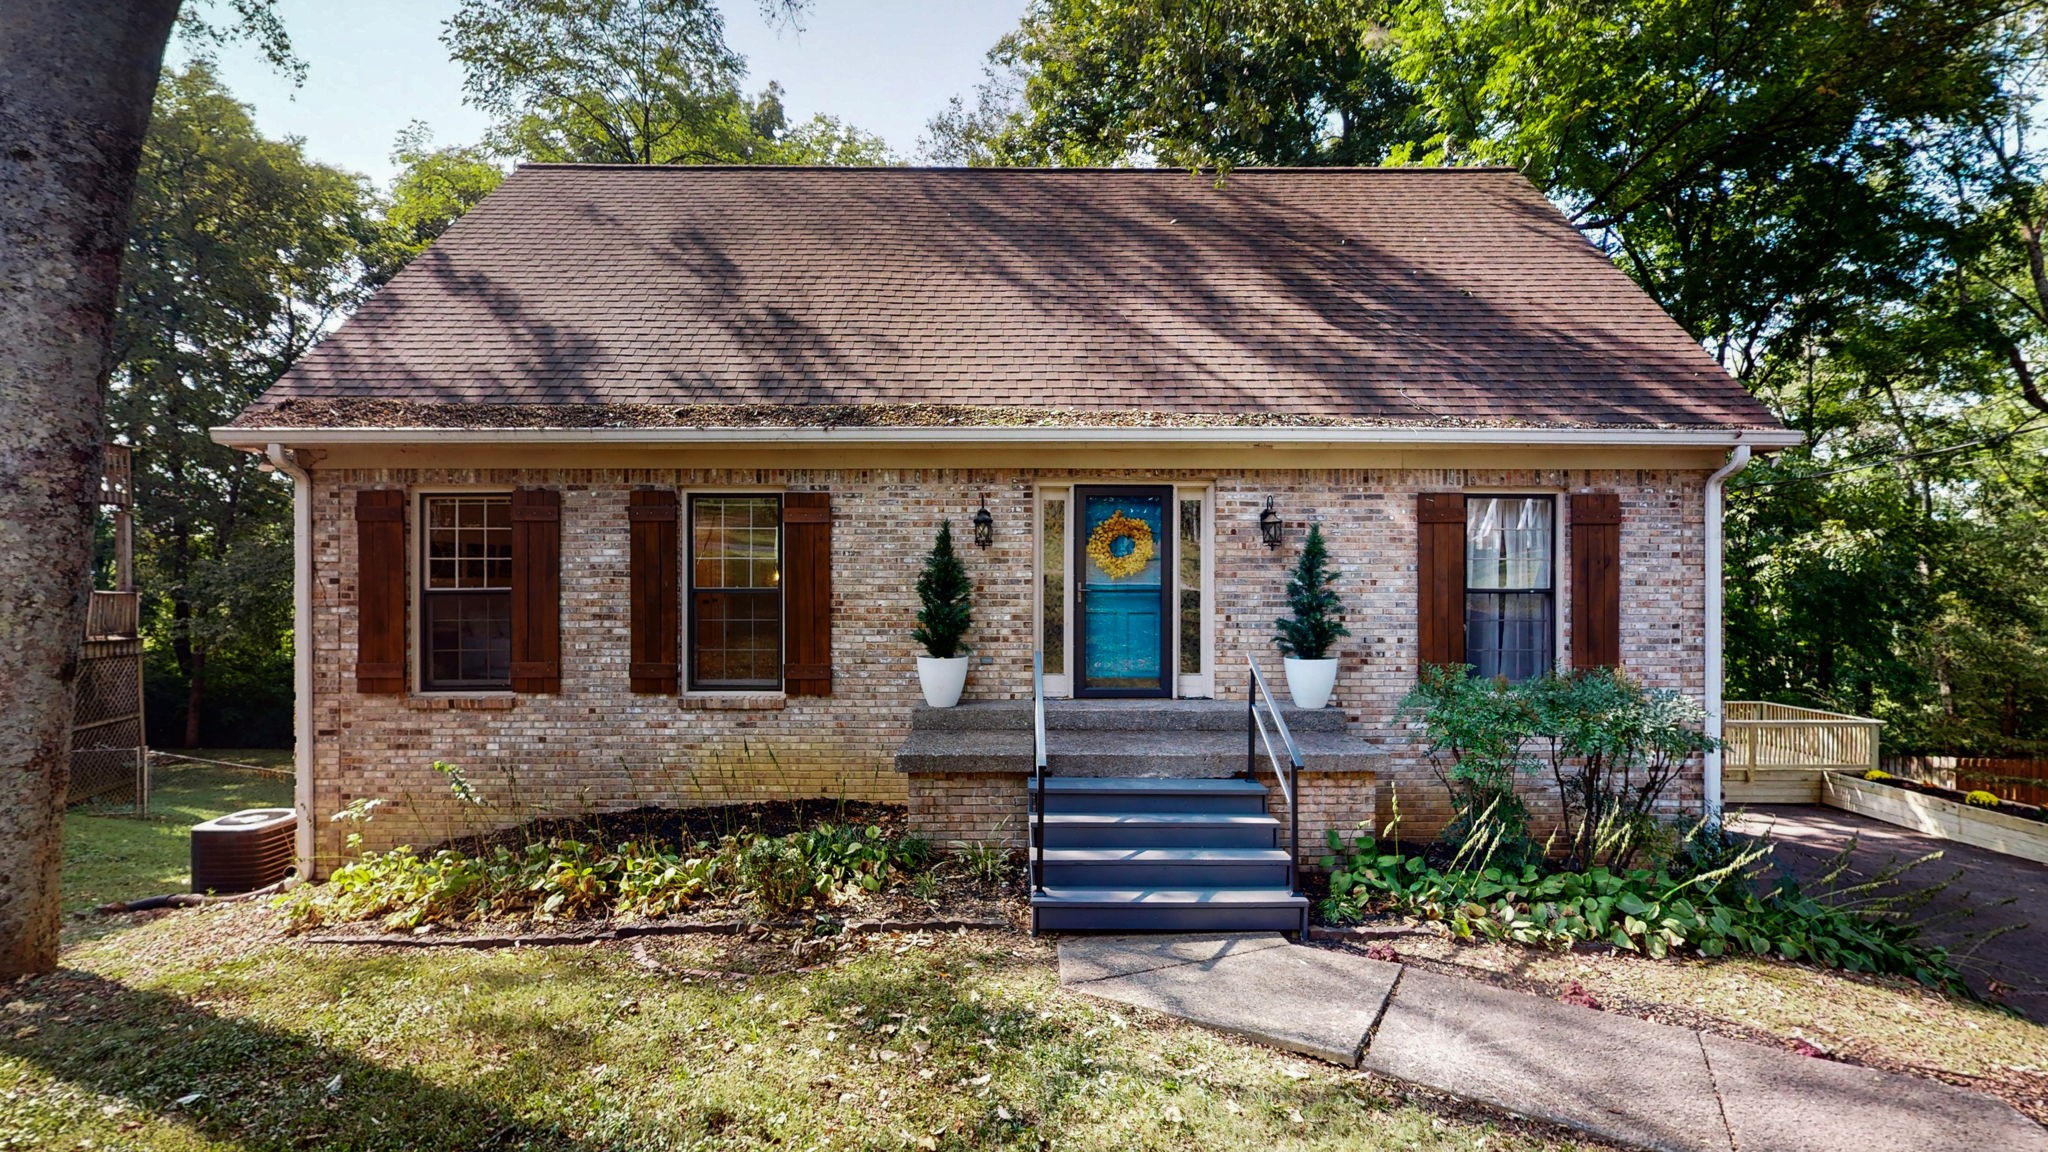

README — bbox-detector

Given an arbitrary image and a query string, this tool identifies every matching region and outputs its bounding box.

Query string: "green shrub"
[1964,790,2001,808]
[1320,826,1969,998]
[1404,666,1716,869]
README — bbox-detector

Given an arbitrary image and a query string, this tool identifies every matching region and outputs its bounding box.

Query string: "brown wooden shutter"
[354,489,408,693]
[627,488,679,694]
[510,487,562,693]
[1570,492,1622,670]
[783,492,832,696]
[1417,492,1467,671]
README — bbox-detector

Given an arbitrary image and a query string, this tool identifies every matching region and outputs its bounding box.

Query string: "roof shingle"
[237,165,1781,431]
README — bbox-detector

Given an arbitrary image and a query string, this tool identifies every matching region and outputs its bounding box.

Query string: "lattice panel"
[73,648,140,728]
[69,644,145,811]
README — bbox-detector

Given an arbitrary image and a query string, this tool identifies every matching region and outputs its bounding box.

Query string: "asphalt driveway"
[1730,804,2046,1019]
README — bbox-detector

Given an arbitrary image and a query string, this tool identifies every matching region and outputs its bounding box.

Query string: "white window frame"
[409,485,517,697]
[679,484,789,697]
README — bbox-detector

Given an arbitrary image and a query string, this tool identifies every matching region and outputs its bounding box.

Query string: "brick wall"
[905,774,1029,852]
[306,465,1708,870]
[1266,772,1381,868]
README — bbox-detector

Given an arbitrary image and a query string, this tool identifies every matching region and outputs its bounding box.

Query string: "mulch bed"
[435,799,909,856]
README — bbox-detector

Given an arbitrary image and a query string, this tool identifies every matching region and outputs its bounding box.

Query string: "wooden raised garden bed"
[1822,772,2048,866]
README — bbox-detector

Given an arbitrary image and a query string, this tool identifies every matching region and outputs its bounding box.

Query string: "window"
[689,494,783,690]
[1465,496,1554,681]
[421,494,512,690]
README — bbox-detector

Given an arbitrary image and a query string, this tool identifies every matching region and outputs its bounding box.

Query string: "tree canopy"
[109,61,380,747]
[443,0,891,166]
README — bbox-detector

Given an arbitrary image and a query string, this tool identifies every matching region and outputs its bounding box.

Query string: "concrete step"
[1034,846,1293,888]
[1040,776,1270,816]
[895,727,1380,779]
[1041,812,1280,849]
[1030,886,1309,933]
[911,698,1349,734]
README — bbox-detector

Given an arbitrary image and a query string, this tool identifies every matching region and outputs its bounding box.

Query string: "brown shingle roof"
[235,165,1781,430]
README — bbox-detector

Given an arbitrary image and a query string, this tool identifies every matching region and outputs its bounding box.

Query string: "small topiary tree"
[1275,522,1350,659]
[912,520,972,658]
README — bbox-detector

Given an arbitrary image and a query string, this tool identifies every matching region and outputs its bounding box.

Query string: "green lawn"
[3,909,1595,1152]
[63,750,292,920]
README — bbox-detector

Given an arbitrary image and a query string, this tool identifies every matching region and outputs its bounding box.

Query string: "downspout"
[1703,445,1752,821]
[264,444,315,878]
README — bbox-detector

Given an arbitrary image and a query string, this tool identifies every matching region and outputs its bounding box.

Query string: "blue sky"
[171,0,1027,186]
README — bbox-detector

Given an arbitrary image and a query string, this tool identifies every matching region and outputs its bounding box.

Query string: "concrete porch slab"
[1360,969,1731,1152]
[1056,931,1293,984]
[1701,1033,2048,1152]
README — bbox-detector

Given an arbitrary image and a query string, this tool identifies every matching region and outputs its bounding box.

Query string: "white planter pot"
[916,655,971,708]
[1282,657,1339,710]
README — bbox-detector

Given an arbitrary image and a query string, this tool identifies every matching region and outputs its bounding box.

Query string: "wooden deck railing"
[1723,701,1883,779]
[85,589,139,639]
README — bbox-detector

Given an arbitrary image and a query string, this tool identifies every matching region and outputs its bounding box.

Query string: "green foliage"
[114,63,379,748]
[1274,522,1349,660]
[912,521,974,659]
[1320,825,1970,998]
[1964,790,2002,808]
[1403,666,1714,868]
[368,123,506,283]
[1401,666,1540,854]
[282,806,931,930]
[1526,670,1716,871]
[443,0,890,166]
[950,840,1012,890]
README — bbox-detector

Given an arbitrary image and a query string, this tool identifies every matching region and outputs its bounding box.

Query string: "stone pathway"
[1058,933,2047,1152]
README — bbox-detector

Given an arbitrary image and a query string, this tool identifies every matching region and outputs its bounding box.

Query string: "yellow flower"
[1086,511,1155,580]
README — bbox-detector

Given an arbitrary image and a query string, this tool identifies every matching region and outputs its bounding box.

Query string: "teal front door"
[1074,486,1173,696]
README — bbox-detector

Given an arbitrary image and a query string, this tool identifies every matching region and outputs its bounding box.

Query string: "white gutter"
[263,444,316,878]
[1703,445,1752,820]
[215,424,1805,450]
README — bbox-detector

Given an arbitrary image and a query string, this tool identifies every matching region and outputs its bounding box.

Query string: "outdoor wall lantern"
[973,496,995,549]
[1259,497,1284,548]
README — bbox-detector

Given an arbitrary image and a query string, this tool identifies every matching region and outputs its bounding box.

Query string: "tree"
[110,62,378,748]
[443,0,881,166]
[369,123,506,286]
[1275,522,1348,660]
[0,0,189,977]
[912,522,973,659]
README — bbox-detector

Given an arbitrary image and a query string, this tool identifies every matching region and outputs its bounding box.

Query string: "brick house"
[217,165,1795,928]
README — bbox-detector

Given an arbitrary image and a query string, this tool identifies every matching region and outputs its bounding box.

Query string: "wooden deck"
[1723,701,1883,805]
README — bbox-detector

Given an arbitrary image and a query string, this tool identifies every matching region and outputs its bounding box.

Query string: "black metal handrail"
[1031,649,1047,894]
[1245,656,1303,895]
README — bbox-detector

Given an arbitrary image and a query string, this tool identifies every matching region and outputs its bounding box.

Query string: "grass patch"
[1,908,1599,1151]
[63,750,291,921]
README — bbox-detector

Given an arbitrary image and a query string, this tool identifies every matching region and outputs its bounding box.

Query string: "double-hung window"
[421,494,513,690]
[688,494,783,689]
[1464,496,1555,681]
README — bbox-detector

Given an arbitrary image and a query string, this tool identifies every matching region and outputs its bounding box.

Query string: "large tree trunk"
[0,0,181,976]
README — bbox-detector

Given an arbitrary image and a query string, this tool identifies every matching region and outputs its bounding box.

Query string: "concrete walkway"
[1058,933,2047,1152]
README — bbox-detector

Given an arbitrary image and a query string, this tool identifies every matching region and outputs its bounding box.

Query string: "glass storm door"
[1074,486,1173,697]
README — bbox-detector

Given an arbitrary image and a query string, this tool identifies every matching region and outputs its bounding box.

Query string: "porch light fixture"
[1259,497,1284,548]
[972,496,995,549]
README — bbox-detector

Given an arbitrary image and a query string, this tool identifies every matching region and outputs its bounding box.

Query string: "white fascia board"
[213,424,1804,450]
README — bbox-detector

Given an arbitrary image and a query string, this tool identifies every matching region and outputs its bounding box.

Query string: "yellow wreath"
[1086,511,1156,580]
